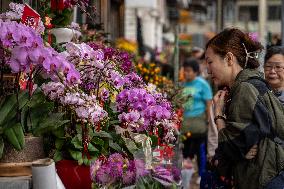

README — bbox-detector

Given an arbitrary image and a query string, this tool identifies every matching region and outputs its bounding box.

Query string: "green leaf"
[22,105,50,131]
[122,137,138,154]
[109,120,120,125]
[78,158,84,165]
[12,123,25,149]
[18,91,29,109]
[0,91,28,126]
[75,124,82,134]
[55,138,65,149]
[71,136,83,149]
[150,135,158,147]
[28,90,48,108]
[109,140,122,152]
[20,105,29,131]
[53,150,63,162]
[83,157,91,166]
[52,127,65,138]
[93,131,112,139]
[3,123,24,151]
[91,137,104,146]
[88,143,98,152]
[28,102,56,127]
[0,137,4,159]
[69,149,82,161]
[33,113,69,135]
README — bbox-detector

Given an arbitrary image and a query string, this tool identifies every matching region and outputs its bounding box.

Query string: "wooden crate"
[0,162,32,177]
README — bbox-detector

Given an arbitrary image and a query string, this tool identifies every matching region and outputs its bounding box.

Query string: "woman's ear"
[224,52,235,66]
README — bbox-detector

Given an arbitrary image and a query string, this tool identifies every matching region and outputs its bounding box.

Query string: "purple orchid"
[100,88,109,101]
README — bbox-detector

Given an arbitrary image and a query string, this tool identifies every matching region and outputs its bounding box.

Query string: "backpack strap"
[245,76,271,96]
[244,77,284,148]
[245,77,284,174]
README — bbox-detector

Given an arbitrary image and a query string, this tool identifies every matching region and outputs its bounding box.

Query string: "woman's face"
[264,54,284,90]
[205,47,231,87]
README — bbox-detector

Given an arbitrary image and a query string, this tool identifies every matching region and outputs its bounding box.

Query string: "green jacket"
[217,69,284,189]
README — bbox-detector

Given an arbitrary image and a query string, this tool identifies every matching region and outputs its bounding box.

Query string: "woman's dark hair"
[183,58,200,73]
[206,28,263,69]
[264,46,284,63]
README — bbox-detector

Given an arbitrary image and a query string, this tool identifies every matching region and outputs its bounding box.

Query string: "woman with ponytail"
[205,28,284,189]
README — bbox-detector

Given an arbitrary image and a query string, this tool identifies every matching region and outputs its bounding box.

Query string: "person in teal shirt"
[182,58,213,183]
[183,76,213,117]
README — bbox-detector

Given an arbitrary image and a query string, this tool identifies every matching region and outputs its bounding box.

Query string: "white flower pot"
[32,158,58,189]
[51,28,75,44]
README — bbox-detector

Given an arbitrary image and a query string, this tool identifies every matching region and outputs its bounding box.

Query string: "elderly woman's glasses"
[264,63,284,72]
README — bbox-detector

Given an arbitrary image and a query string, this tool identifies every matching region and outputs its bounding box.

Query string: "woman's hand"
[245,145,258,159]
[213,90,228,115]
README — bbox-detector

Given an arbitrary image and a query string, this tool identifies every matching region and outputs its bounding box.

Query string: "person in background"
[205,28,284,189]
[264,46,284,105]
[181,58,213,184]
[179,47,206,82]
[198,53,210,80]
[191,46,204,59]
[192,47,217,159]
[206,106,218,160]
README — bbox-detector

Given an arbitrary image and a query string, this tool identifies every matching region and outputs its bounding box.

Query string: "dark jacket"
[216,69,284,189]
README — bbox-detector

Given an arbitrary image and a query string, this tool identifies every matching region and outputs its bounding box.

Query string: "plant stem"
[15,73,21,123]
[0,41,4,97]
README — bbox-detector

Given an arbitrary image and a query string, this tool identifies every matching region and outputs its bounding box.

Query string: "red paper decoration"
[21,4,41,30]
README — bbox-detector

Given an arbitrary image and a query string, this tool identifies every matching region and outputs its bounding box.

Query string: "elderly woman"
[264,46,284,105]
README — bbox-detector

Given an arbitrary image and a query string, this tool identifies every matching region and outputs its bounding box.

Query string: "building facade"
[124,0,169,51]
[180,0,281,47]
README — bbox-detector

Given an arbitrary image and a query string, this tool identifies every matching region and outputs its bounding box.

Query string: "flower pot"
[32,158,57,189]
[0,136,45,176]
[56,160,92,189]
[51,28,75,44]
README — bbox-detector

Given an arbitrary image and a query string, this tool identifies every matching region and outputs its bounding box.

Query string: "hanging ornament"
[45,16,53,44]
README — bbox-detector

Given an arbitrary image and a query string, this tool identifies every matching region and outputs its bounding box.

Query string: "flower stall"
[0,2,184,189]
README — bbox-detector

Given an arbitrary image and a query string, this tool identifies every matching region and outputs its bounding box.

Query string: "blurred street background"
[0,0,283,188]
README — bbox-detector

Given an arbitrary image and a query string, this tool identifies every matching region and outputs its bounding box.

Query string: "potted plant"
[0,4,181,187]
[38,0,89,44]
[0,14,78,176]
[38,40,180,188]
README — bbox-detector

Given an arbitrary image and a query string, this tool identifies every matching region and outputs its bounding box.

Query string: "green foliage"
[52,118,139,165]
[38,0,72,28]
[0,91,29,157]
[0,90,69,158]
[50,9,73,28]
[4,123,24,150]
[20,90,69,135]
[121,136,138,154]
[160,82,190,110]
